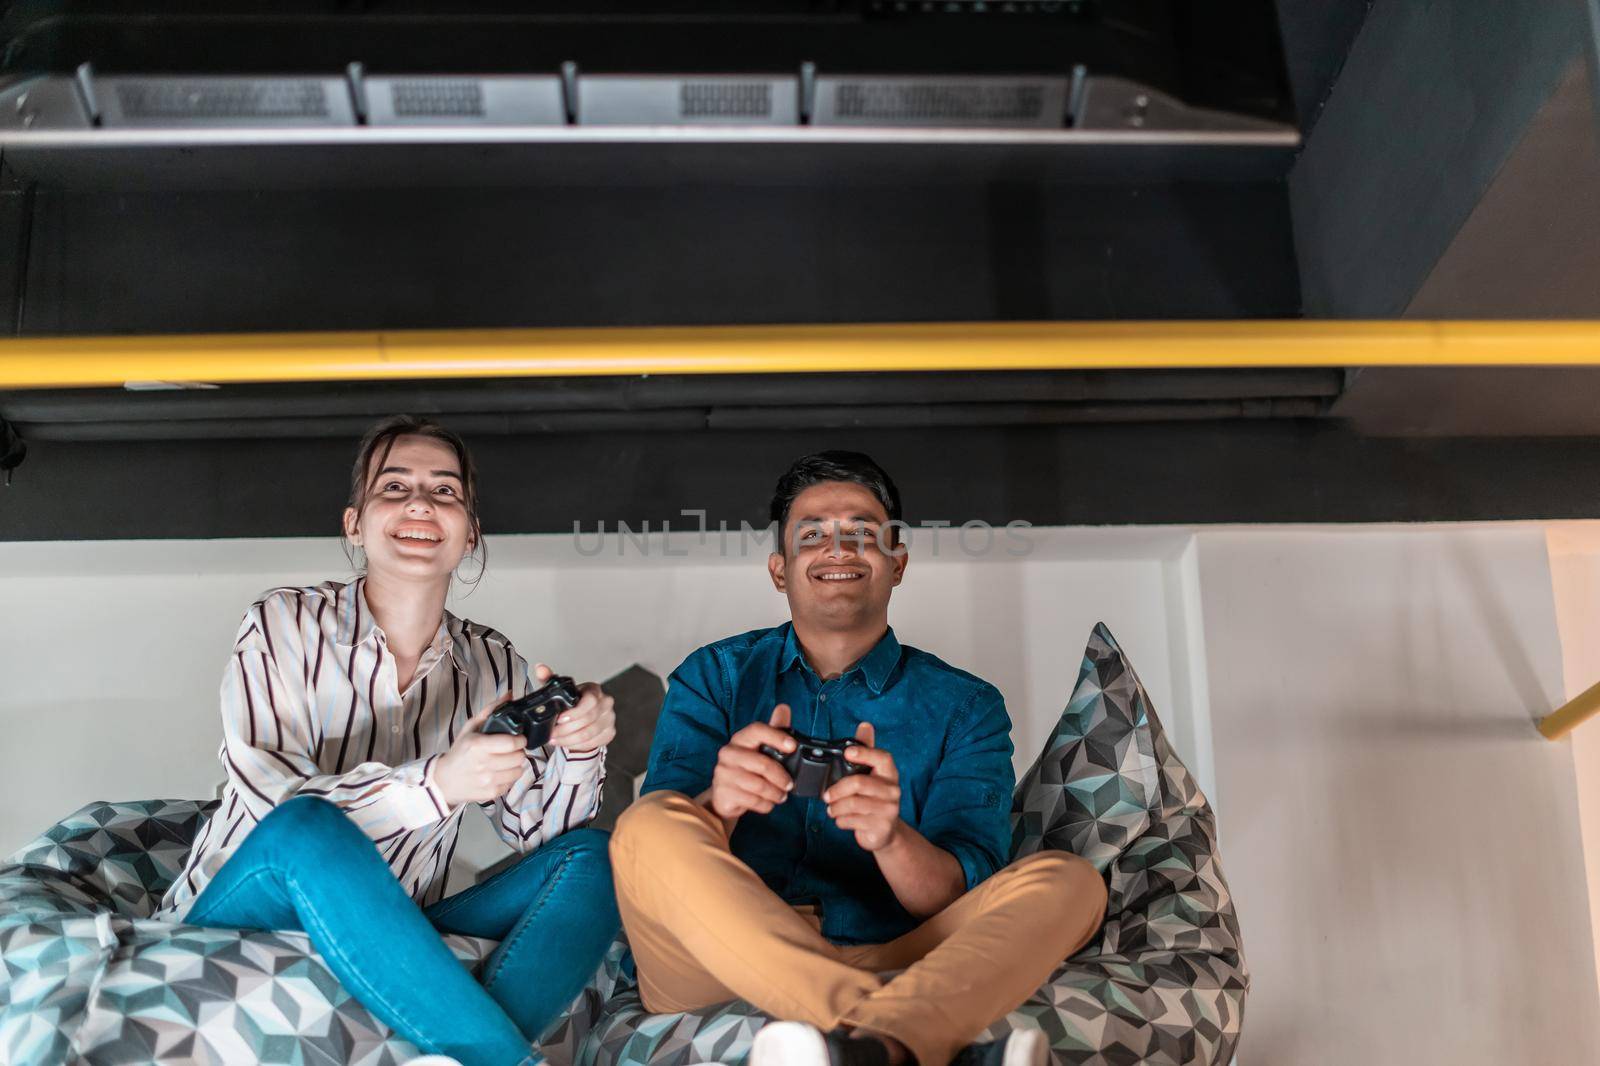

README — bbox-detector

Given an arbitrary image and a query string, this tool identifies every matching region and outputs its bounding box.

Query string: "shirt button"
[819,693,828,702]
[391,725,401,734]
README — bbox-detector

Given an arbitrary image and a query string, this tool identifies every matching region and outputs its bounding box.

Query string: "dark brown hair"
[345,415,485,582]
[769,450,902,552]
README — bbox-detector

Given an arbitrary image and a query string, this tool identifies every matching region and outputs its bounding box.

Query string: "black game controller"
[481,675,582,748]
[760,729,872,798]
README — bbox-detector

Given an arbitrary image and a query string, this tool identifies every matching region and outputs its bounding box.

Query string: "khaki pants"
[610,790,1108,1066]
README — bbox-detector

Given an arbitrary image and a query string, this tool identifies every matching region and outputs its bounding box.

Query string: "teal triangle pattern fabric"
[0,799,507,1065]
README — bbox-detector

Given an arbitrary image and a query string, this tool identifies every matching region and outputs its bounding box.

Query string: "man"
[610,451,1106,1066]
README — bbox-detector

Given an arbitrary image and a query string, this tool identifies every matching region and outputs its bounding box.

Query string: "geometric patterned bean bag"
[576,623,1248,1066]
[1005,623,1248,1064]
[0,799,626,1066]
[0,623,1245,1066]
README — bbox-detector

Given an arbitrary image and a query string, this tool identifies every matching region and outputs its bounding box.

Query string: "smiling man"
[609,452,1108,1066]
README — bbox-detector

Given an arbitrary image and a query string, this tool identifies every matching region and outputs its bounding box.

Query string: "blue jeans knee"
[251,796,367,869]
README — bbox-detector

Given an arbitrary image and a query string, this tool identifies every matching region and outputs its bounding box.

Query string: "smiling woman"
[147,414,623,1066]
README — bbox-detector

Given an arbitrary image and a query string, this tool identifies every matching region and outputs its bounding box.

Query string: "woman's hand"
[533,662,617,755]
[433,699,528,807]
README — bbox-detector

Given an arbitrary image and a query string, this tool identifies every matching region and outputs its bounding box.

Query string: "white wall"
[1195,525,1600,1065]
[0,527,1202,868]
[1544,522,1600,1002]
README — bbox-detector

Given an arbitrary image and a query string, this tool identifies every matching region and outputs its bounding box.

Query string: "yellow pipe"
[1539,679,1600,740]
[5,320,1600,390]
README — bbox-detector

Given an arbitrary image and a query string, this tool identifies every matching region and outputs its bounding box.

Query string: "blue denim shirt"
[642,622,1015,945]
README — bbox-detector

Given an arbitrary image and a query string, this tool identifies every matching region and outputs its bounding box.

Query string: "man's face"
[342,434,474,583]
[767,480,906,630]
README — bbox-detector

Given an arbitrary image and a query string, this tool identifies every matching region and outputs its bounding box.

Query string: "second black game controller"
[481,675,582,748]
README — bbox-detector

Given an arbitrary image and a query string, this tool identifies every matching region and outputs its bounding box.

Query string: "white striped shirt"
[157,577,605,922]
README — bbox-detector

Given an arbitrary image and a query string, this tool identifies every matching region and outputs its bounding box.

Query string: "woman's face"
[343,434,475,583]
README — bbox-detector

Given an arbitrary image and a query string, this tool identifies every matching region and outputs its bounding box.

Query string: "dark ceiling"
[1272,0,1371,136]
[2,0,1600,540]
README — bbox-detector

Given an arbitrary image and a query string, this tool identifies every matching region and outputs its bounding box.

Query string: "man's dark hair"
[769,450,902,550]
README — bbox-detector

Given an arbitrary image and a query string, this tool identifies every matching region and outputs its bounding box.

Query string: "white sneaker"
[751,1022,831,1066]
[950,1029,1050,1066]
[750,1021,890,1066]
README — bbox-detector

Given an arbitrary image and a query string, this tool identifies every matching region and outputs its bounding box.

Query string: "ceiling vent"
[98,76,354,126]
[577,75,800,125]
[363,75,565,125]
[812,75,1067,128]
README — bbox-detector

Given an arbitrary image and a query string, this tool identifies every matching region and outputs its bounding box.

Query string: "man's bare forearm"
[873,820,965,918]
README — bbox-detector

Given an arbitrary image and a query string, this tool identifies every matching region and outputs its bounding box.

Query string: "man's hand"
[829,721,965,917]
[703,703,797,825]
[434,698,528,807]
[823,722,903,852]
[532,662,617,754]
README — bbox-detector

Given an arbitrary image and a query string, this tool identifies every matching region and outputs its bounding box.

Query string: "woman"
[156,415,619,1066]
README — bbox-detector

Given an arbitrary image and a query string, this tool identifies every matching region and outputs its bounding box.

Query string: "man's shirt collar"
[778,621,902,695]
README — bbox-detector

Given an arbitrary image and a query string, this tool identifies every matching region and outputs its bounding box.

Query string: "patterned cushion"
[1011,624,1161,869]
[0,799,509,1065]
[577,623,1248,1066]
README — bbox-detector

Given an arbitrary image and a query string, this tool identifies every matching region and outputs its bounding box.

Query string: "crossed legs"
[187,797,618,1066]
[610,790,1106,1066]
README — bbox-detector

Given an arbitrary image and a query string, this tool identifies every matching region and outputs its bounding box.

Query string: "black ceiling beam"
[0,369,1344,441]
[0,369,1346,422]
[13,181,1301,337]
[4,421,1600,541]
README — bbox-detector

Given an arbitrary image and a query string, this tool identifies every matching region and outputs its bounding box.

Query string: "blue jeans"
[185,796,620,1066]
